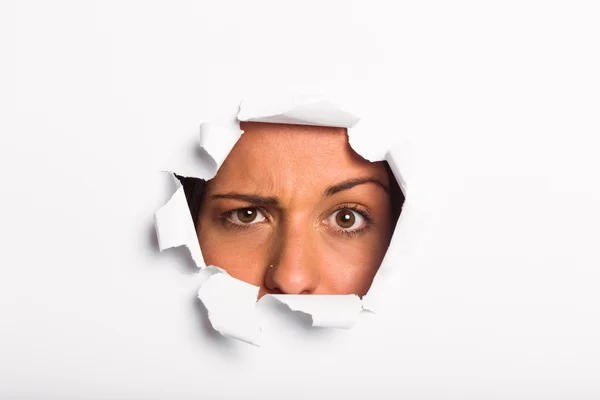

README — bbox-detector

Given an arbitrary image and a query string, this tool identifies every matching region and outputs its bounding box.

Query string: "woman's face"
[197,122,395,298]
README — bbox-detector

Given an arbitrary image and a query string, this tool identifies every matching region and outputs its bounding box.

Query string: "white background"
[1,1,600,398]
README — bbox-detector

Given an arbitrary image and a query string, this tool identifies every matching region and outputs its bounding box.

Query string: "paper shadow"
[192,293,243,355]
[196,146,217,174]
[146,221,198,275]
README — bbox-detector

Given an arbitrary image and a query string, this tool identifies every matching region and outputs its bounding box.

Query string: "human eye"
[323,204,373,236]
[224,207,267,226]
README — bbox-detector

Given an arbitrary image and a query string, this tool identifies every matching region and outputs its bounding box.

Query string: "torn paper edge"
[238,95,360,128]
[162,122,243,182]
[267,294,364,329]
[197,267,364,345]
[155,94,425,346]
[154,174,204,267]
[197,267,261,345]
[196,122,242,180]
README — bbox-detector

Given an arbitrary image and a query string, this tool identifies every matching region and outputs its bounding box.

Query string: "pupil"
[237,208,256,223]
[336,209,355,228]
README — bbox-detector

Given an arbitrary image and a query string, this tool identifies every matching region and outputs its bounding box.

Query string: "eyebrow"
[210,177,389,205]
[324,177,389,196]
[209,193,280,205]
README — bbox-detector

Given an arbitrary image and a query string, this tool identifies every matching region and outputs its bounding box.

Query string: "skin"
[197,122,394,298]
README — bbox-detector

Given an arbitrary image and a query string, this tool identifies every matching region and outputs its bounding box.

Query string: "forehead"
[210,122,387,192]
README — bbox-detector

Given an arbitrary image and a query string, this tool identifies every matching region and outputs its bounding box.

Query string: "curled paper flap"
[239,94,393,163]
[163,123,241,180]
[238,95,360,128]
[385,150,408,197]
[346,120,394,162]
[154,176,204,268]
[267,295,363,329]
[197,122,241,180]
[197,267,261,345]
[362,199,425,312]
[197,278,363,345]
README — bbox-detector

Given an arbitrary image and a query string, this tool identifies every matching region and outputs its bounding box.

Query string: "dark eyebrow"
[324,177,389,196]
[209,193,280,205]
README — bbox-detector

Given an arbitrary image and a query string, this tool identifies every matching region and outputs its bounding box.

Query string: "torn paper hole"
[155,94,421,346]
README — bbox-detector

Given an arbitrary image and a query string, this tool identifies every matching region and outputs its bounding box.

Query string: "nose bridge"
[267,214,320,294]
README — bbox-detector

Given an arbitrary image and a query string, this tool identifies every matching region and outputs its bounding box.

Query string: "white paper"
[156,94,415,345]
[197,267,262,345]
[154,175,204,268]
[266,295,364,329]
[164,122,242,181]
[197,122,242,180]
[238,95,360,128]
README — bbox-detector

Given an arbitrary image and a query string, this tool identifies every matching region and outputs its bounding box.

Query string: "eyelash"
[219,204,374,237]
[328,203,374,238]
[219,207,269,231]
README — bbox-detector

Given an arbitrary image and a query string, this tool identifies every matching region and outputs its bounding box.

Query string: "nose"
[264,219,321,295]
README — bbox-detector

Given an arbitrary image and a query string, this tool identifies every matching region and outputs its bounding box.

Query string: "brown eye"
[237,208,257,223]
[227,208,266,225]
[335,209,356,228]
[325,208,367,232]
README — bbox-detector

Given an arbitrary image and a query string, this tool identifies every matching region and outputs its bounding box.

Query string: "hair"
[176,161,405,233]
